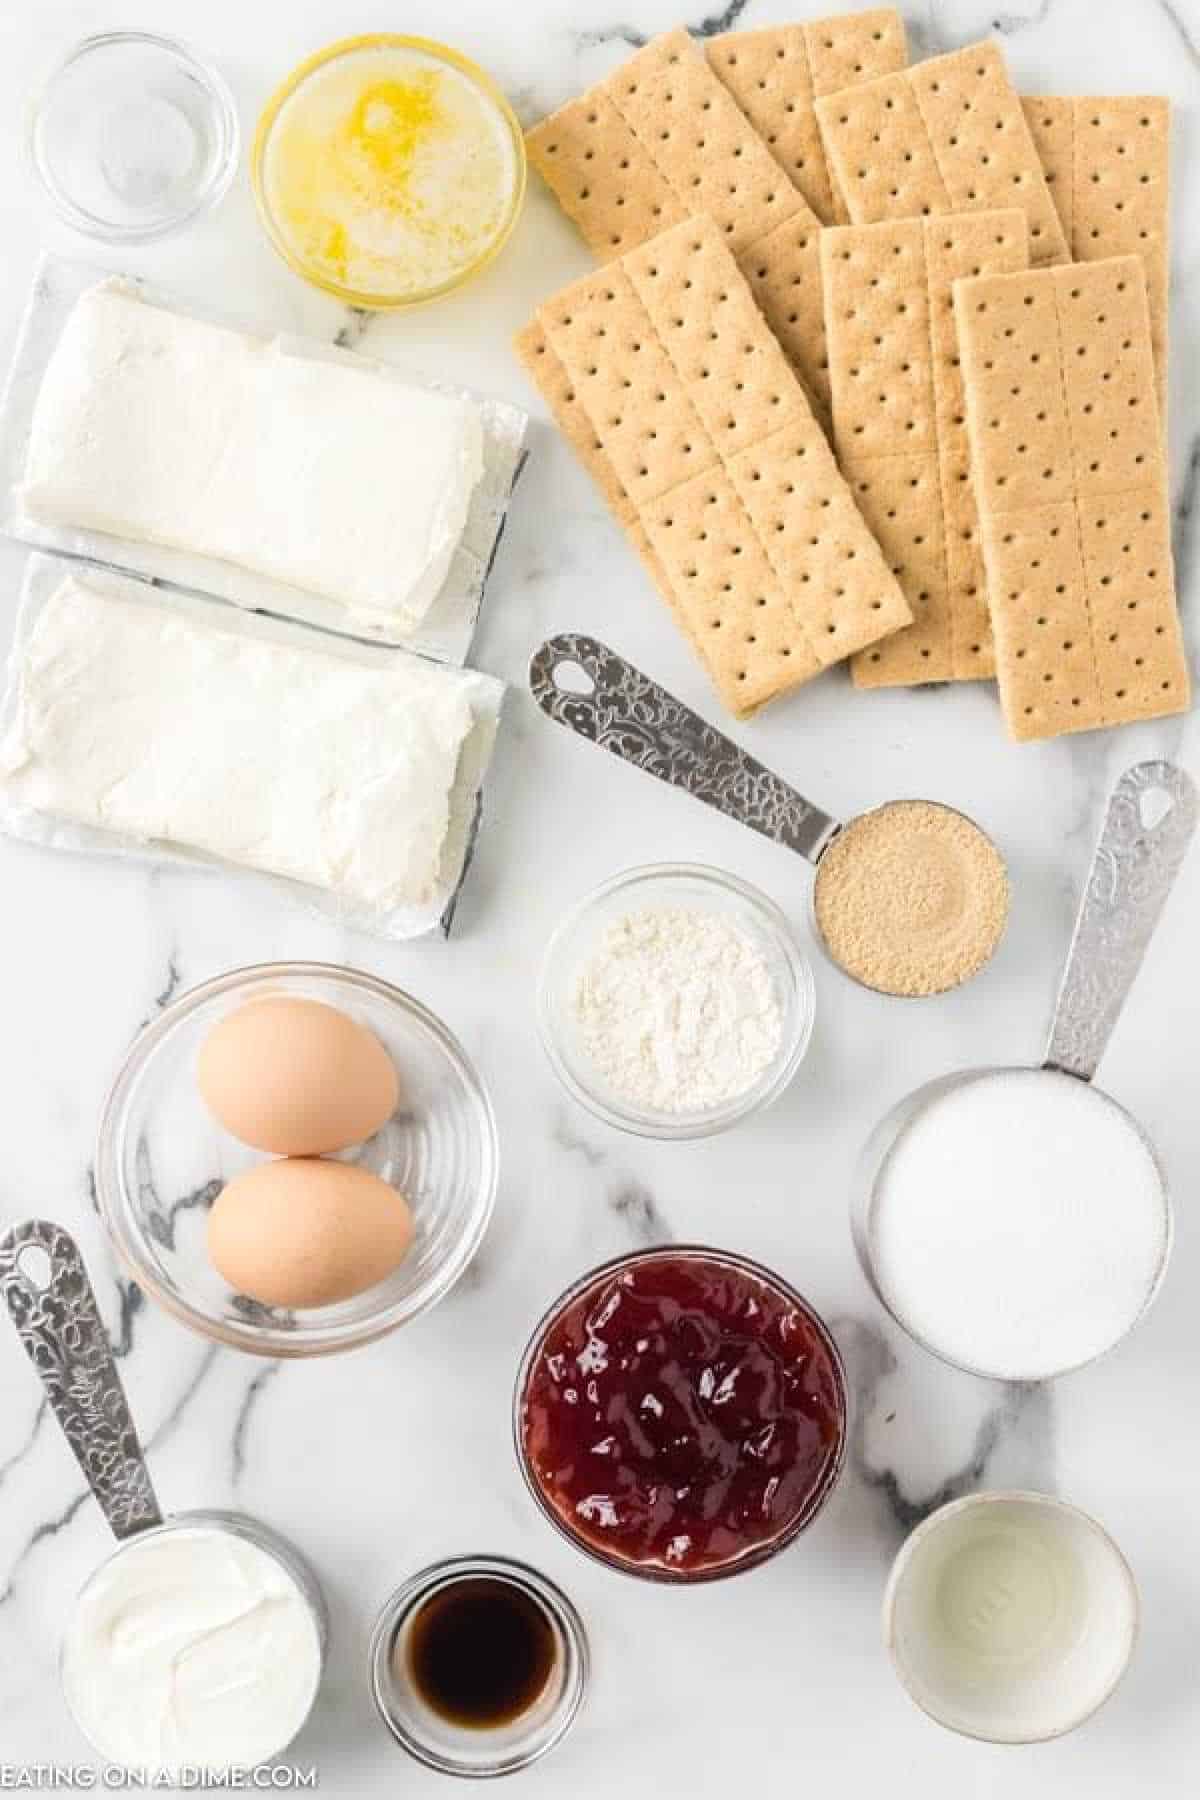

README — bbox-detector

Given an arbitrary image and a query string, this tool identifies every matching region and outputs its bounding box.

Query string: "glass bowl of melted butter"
[252,33,526,309]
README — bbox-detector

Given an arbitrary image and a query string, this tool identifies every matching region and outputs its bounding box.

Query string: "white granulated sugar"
[571,906,783,1115]
[870,1067,1168,1380]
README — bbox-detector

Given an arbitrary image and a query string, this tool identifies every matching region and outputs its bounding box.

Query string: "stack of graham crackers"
[515,13,1187,743]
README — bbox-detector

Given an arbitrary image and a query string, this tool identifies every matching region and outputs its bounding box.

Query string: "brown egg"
[197,997,399,1155]
[208,1158,414,1309]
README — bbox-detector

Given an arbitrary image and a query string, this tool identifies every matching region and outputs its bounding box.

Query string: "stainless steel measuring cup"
[529,633,1009,996]
[851,761,1197,1381]
[0,1219,328,1764]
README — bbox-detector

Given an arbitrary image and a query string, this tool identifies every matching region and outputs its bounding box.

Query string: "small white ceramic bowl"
[884,1490,1138,1743]
[537,863,815,1140]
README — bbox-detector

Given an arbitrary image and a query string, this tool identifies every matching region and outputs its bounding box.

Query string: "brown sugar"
[812,800,1009,997]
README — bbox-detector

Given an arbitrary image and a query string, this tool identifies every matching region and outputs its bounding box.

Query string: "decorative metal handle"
[1044,761,1198,1081]
[0,1220,161,1539]
[529,634,841,864]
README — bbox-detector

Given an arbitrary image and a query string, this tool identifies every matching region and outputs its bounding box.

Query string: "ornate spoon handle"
[0,1220,161,1539]
[529,634,841,864]
[1044,761,1198,1081]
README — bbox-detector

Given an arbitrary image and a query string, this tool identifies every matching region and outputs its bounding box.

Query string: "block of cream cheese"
[0,573,485,910]
[20,281,485,632]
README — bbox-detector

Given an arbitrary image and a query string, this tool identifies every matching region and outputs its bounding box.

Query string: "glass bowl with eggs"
[94,962,498,1355]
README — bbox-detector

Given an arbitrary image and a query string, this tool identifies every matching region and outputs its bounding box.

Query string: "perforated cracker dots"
[817,42,1067,265]
[955,257,1186,738]
[822,210,1024,684]
[527,214,909,714]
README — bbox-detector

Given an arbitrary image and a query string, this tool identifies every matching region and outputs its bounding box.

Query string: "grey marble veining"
[1155,0,1200,64]
[841,1314,1057,1536]
[0,0,1197,1793]
[230,1363,282,1488]
[575,0,754,49]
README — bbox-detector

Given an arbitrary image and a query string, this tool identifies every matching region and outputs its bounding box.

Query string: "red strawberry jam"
[517,1249,847,1580]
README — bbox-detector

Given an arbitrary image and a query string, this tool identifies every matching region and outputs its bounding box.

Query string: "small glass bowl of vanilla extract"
[369,1555,589,1776]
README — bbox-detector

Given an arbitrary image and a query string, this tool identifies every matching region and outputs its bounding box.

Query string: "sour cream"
[62,1519,324,1770]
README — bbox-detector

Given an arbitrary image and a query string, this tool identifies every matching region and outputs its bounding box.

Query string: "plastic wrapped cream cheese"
[62,1523,323,1769]
[0,574,483,909]
[21,280,485,632]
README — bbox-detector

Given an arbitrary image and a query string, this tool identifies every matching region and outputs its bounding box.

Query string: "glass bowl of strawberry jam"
[514,1247,848,1583]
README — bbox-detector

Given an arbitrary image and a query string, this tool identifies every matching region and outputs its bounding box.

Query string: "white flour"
[870,1067,1168,1380]
[571,906,783,1115]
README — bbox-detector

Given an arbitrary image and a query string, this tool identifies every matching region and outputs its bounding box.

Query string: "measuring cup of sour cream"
[0,1220,327,1772]
[62,1511,327,1770]
[852,762,1196,1383]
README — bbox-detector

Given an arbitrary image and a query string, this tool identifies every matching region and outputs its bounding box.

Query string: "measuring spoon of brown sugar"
[529,634,1009,998]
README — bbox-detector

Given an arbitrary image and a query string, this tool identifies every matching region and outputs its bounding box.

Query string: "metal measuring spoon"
[529,633,1009,996]
[0,1218,161,1537]
[852,760,1198,1381]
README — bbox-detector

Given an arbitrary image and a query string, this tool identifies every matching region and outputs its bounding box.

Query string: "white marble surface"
[1,0,1199,1790]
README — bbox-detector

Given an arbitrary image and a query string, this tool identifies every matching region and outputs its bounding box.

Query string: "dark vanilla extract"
[403,1577,557,1729]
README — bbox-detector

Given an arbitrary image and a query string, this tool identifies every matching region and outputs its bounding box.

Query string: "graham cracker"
[1022,96,1169,420]
[525,28,833,431]
[526,214,911,717]
[513,320,696,651]
[954,256,1188,741]
[706,11,908,225]
[816,41,1069,268]
[821,210,1029,686]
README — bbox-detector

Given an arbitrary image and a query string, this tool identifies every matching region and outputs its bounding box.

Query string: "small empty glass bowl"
[95,963,498,1356]
[29,32,239,241]
[537,864,815,1139]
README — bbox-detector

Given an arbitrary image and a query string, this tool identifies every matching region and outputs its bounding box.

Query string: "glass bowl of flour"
[537,864,814,1139]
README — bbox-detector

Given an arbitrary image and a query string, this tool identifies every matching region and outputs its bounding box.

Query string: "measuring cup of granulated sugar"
[853,761,1197,1383]
[530,635,1010,998]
